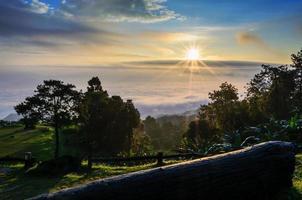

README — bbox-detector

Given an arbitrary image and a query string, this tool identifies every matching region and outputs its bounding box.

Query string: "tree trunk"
[128,131,132,157]
[87,143,92,171]
[54,123,59,159]
[31,141,296,200]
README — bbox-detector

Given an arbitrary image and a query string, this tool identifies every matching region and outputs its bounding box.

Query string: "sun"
[186,48,200,61]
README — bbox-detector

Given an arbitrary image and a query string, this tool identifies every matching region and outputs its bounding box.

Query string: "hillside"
[0,127,53,161]
[0,127,181,199]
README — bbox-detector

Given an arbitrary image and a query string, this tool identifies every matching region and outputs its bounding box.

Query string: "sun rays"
[186,48,200,60]
[124,45,221,99]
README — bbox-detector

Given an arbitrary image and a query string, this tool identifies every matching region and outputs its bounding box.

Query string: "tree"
[15,96,42,129]
[79,77,109,169]
[131,123,153,156]
[291,49,302,115]
[79,77,140,169]
[122,99,140,156]
[143,116,184,151]
[15,80,81,158]
[183,118,220,152]
[208,82,243,131]
[247,65,295,120]
[183,82,248,152]
[266,69,295,119]
[104,96,140,156]
[143,116,163,149]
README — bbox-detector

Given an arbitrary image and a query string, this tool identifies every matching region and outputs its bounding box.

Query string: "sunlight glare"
[186,48,200,61]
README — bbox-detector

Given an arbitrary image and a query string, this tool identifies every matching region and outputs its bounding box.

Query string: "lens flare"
[186,48,200,60]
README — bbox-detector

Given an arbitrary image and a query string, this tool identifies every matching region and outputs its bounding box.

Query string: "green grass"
[291,154,302,199]
[0,126,54,161]
[0,127,302,200]
[0,162,161,200]
[0,127,182,199]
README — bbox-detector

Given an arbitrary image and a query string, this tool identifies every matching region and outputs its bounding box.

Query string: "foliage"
[61,126,85,159]
[15,80,81,159]
[79,77,140,168]
[183,82,247,152]
[15,96,42,129]
[221,118,302,149]
[183,49,302,152]
[291,49,302,115]
[247,65,295,120]
[183,119,221,153]
[0,120,22,128]
[131,123,153,156]
[143,115,188,152]
[207,82,249,131]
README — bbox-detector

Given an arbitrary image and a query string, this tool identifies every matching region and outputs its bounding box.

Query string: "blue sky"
[1,0,302,64]
[0,0,302,118]
[41,0,60,7]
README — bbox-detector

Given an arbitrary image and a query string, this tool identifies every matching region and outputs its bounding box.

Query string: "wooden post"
[156,152,163,166]
[24,152,33,169]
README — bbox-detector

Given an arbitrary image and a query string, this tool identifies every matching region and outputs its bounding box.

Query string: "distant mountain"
[156,109,198,126]
[2,113,21,122]
[181,109,198,117]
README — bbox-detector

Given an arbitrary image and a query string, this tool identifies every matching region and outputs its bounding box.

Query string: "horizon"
[0,60,269,118]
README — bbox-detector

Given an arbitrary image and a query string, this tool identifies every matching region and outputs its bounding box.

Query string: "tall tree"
[79,77,140,169]
[247,65,295,120]
[208,82,242,131]
[37,80,80,158]
[15,80,81,158]
[266,69,295,119]
[132,123,153,156]
[105,97,140,155]
[143,116,163,150]
[79,77,109,169]
[123,100,140,156]
[291,49,302,115]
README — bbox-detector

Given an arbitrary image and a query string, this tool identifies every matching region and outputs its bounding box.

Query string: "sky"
[0,0,302,118]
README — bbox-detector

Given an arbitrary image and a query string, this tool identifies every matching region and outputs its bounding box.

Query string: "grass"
[291,154,302,199]
[0,126,54,161]
[0,162,161,200]
[0,127,182,199]
[0,127,302,199]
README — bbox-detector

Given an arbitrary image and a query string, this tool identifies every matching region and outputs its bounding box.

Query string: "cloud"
[0,0,183,50]
[296,23,302,36]
[0,0,131,52]
[236,31,267,47]
[0,1,98,37]
[28,0,50,14]
[135,100,205,118]
[235,31,289,61]
[140,31,199,43]
[61,0,184,23]
[127,59,267,67]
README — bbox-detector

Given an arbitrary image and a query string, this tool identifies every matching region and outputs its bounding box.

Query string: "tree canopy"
[79,77,140,168]
[15,80,81,158]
